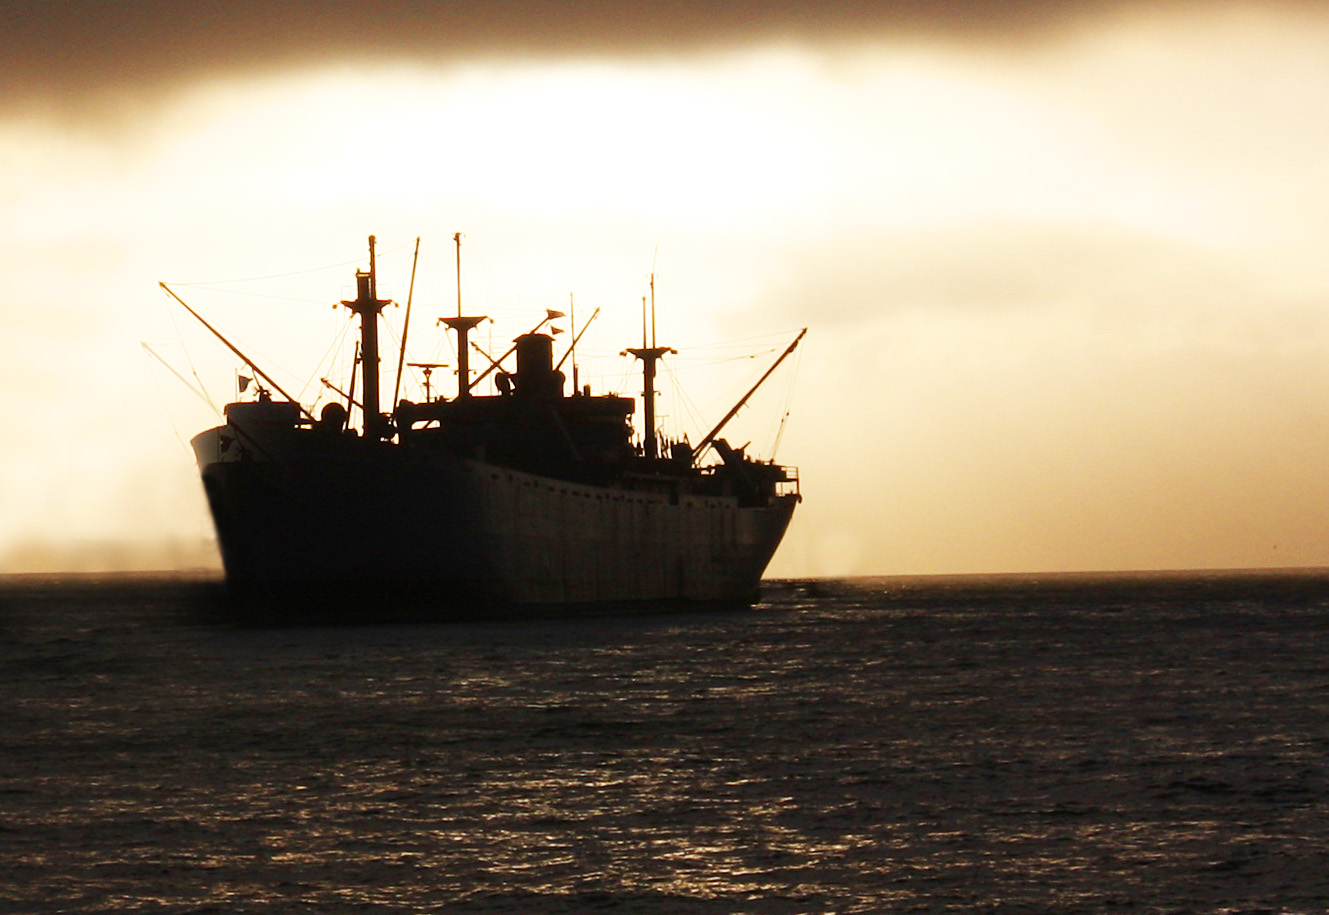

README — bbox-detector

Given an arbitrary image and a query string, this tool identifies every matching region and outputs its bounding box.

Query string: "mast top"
[437,316,488,399]
[440,316,486,332]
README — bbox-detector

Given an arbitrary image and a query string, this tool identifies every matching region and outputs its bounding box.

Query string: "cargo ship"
[171,236,802,615]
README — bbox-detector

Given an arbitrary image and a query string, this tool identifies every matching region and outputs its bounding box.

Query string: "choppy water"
[3,571,1329,913]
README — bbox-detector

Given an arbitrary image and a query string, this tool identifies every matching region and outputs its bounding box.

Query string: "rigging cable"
[167,245,406,288]
[768,341,803,459]
[140,342,212,453]
[161,291,219,413]
[298,315,356,405]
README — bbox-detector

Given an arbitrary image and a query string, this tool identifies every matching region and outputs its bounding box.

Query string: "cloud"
[0,1,1256,114]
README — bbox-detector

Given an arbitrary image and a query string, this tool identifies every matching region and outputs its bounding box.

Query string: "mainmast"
[340,235,392,438]
[438,231,487,398]
[624,275,674,460]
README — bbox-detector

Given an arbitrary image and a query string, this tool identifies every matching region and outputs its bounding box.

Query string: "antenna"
[454,232,463,317]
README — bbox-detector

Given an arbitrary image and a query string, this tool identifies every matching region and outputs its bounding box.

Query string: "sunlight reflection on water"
[3,572,1329,912]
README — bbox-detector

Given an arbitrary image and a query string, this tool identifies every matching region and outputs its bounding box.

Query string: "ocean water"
[3,571,1329,914]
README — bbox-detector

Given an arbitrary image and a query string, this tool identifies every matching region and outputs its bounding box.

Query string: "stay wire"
[166,252,378,288]
[161,290,218,414]
[768,342,803,460]
[142,347,192,453]
[298,316,356,405]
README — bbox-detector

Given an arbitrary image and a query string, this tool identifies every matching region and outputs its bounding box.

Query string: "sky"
[4,1,1329,577]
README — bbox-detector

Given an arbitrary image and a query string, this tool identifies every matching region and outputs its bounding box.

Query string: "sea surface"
[3,570,1329,914]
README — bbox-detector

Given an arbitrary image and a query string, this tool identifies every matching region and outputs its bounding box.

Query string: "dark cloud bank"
[2,0,1221,108]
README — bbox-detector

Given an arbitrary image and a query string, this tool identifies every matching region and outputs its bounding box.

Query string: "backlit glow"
[5,8,1329,575]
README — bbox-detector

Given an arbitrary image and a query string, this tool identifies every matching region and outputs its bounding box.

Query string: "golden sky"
[3,1,1329,576]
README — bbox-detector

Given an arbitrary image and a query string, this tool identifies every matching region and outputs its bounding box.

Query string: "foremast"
[340,235,392,439]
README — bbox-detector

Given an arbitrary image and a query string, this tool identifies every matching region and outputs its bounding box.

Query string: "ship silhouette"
[170,236,802,617]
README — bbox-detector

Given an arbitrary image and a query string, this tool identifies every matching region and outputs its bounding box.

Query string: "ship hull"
[193,427,796,616]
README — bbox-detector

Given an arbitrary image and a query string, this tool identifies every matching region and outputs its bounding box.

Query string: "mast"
[340,235,392,438]
[625,345,673,459]
[624,288,673,460]
[438,231,487,398]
